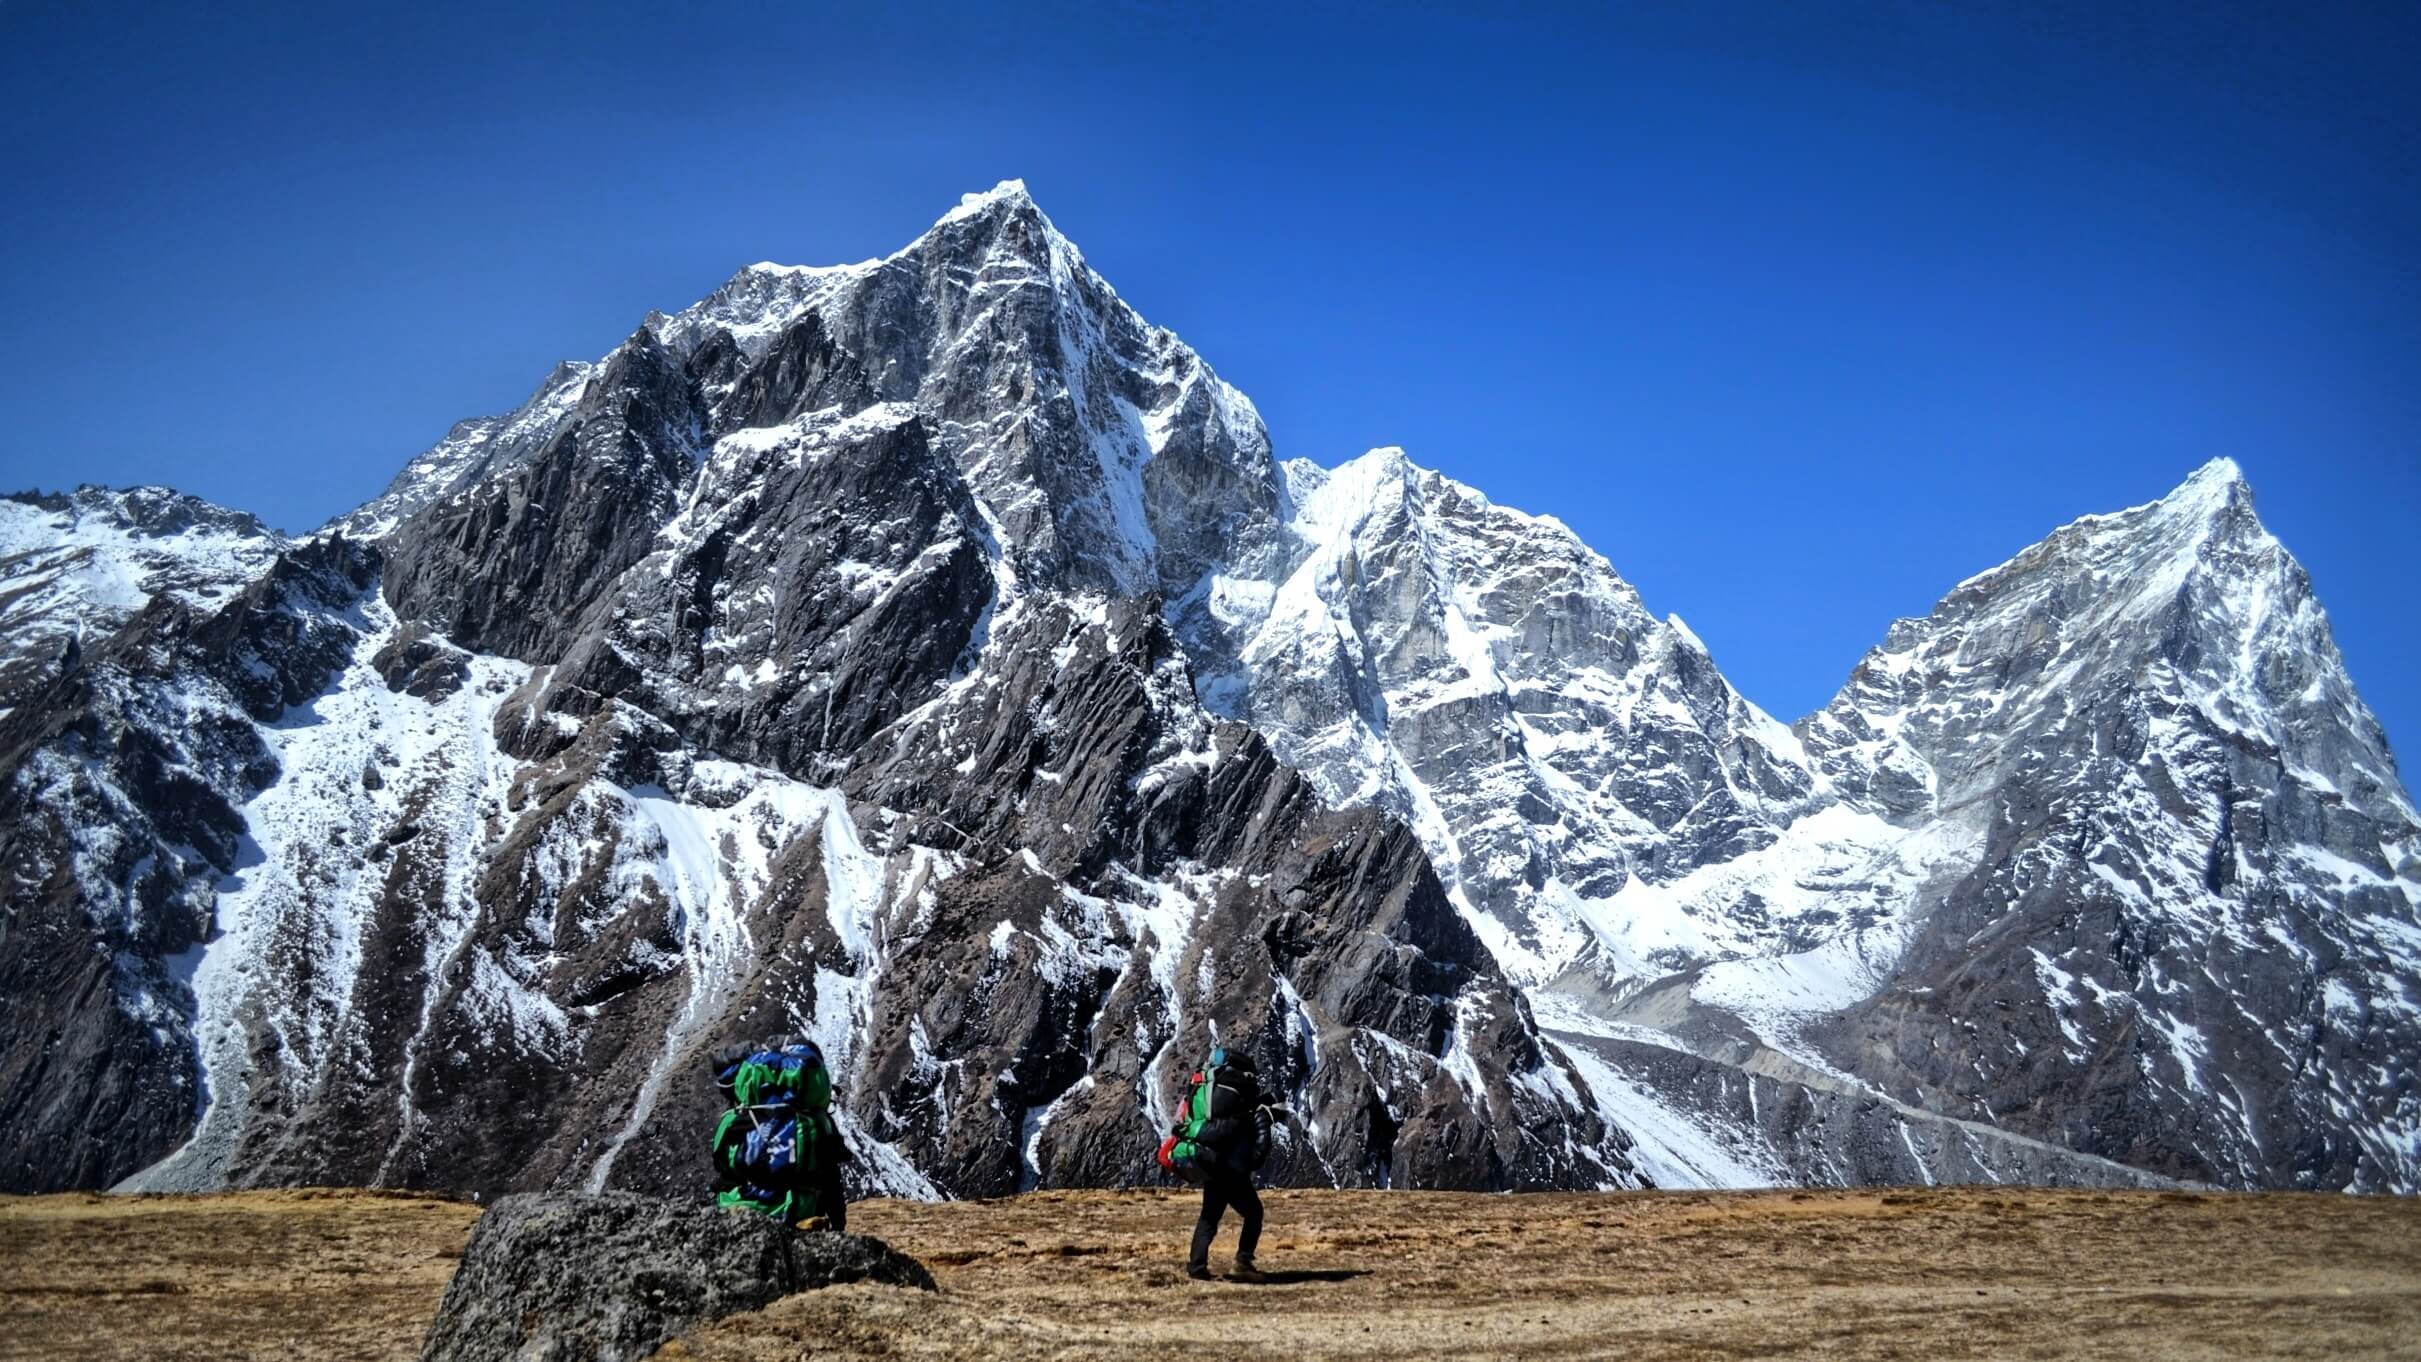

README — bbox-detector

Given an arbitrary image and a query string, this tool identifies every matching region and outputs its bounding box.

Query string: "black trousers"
[815,1156,847,1232]
[1188,1168,1262,1267]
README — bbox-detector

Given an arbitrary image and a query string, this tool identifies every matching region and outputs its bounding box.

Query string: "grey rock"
[374,621,472,701]
[381,330,703,662]
[418,1192,931,1362]
[1179,451,1821,982]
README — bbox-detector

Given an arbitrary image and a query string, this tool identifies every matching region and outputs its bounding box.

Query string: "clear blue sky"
[4,2,2415,755]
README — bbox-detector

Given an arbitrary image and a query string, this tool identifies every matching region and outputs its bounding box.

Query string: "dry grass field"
[0,1188,476,1361]
[5,1186,2418,1360]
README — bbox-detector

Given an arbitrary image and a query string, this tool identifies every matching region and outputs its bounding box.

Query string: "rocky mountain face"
[0,534,375,1189]
[1796,464,2421,1189]
[1176,447,1824,987]
[1,182,2412,1199]
[5,184,1626,1200]
[1242,450,2418,1192]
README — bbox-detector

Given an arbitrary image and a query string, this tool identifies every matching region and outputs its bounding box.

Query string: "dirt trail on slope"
[6,1187,2420,1360]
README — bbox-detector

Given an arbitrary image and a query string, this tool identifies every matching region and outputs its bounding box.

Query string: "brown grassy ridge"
[5,1186,2419,1360]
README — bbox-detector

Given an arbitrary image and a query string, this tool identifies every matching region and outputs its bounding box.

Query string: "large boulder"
[419,1192,934,1362]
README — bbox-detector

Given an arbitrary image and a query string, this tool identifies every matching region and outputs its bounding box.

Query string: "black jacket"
[1186,1056,1273,1171]
[1241,1103,1273,1171]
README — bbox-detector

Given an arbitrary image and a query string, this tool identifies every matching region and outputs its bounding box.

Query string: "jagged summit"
[2159,454,2251,504]
[938,176,1037,222]
[2179,452,2247,491]
[1939,457,2260,602]
[1802,455,2401,827]
[2080,453,2261,539]
[728,178,1065,290]
[740,179,1056,281]
[335,181,1113,551]
[360,180,1274,602]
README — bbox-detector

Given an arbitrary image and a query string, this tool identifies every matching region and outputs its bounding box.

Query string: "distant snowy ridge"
[0,485,285,723]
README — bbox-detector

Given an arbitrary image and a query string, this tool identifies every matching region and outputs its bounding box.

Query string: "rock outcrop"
[418,1192,931,1362]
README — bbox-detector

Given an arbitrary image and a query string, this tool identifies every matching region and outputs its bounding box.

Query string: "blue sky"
[3,2,2415,750]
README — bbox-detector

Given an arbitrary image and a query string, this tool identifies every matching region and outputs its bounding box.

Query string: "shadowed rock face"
[2,184,2412,1201]
[0,537,376,1192]
[381,330,709,664]
[815,597,1623,1195]
[544,404,994,778]
[417,1192,932,1362]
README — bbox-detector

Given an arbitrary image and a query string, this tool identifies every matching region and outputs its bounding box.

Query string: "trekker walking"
[1158,1045,1280,1282]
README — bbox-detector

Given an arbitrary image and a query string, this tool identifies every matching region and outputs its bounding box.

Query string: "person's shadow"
[1233,1269,1366,1285]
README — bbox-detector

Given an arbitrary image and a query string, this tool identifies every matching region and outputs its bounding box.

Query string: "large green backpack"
[1155,1049,1259,1182]
[708,1039,836,1225]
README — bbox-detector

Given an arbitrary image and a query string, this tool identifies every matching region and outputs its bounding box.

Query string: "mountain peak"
[918,177,1064,268]
[2135,457,2274,572]
[2180,454,2245,488]
[2152,455,2254,523]
[937,178,1037,225]
[731,182,1052,284]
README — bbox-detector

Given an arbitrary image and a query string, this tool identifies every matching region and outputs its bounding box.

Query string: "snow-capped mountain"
[1204,436,2417,1190]
[1789,460,2421,1189]
[0,487,285,722]
[1565,460,2421,1192]
[1,182,2410,1199]
[5,183,1627,1199]
[1178,446,1824,987]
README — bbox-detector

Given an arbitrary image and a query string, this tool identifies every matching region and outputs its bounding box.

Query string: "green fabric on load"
[1183,1069,1216,1142]
[710,1109,744,1177]
[717,1186,795,1220]
[712,1046,840,1229]
[710,1109,834,1226]
[729,1057,833,1111]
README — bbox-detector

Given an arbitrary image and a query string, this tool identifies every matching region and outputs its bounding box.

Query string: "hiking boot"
[1185,1262,1214,1281]
[1230,1259,1268,1284]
